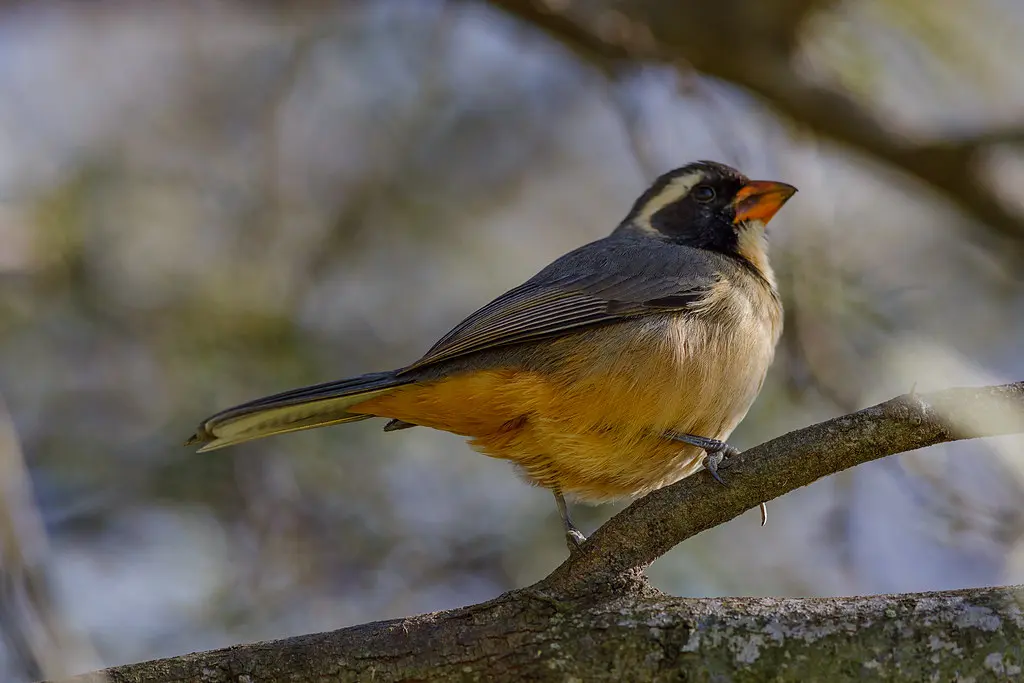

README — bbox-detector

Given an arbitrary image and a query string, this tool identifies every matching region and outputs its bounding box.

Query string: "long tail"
[185,370,410,452]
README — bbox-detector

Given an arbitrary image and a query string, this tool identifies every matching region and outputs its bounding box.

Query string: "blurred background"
[0,0,1022,678]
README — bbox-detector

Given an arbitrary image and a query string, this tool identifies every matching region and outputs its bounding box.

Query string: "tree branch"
[483,0,1024,249]
[62,583,1024,682]
[53,381,1024,681]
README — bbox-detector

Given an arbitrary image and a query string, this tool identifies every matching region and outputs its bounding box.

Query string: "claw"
[565,527,587,549]
[703,451,728,486]
[666,432,765,524]
[554,490,587,553]
[667,431,739,485]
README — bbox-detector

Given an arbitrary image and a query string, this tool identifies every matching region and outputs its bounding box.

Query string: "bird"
[186,160,796,551]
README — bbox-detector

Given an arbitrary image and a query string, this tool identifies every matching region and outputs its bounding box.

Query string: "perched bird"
[187,160,796,550]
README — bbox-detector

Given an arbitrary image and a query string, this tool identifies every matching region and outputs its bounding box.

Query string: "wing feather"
[400,238,724,373]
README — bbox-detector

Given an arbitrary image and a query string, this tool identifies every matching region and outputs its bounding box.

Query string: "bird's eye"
[692,185,715,203]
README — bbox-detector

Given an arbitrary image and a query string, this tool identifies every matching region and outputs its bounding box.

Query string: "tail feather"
[186,370,409,452]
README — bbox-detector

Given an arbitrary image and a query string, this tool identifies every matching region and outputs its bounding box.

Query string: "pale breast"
[536,279,780,444]
[652,277,780,432]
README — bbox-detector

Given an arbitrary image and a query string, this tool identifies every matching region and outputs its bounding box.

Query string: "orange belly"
[350,367,705,501]
[350,316,775,502]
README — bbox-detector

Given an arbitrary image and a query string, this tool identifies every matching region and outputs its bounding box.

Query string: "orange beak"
[732,180,798,225]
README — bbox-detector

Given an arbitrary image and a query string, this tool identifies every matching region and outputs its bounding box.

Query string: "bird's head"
[617,160,797,265]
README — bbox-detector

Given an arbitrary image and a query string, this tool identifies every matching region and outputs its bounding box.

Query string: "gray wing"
[399,237,723,374]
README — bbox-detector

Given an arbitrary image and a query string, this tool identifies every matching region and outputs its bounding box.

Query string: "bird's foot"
[667,431,768,525]
[666,432,739,486]
[703,450,729,486]
[565,526,588,552]
[553,490,587,554]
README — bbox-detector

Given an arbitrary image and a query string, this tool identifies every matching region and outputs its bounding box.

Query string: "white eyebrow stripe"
[633,171,703,234]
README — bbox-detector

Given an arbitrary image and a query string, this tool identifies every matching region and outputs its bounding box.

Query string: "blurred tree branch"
[56,381,1024,682]
[0,397,98,681]
[484,0,1024,248]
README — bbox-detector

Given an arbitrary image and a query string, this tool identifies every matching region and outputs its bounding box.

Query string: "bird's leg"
[666,431,739,486]
[667,431,769,526]
[553,490,587,552]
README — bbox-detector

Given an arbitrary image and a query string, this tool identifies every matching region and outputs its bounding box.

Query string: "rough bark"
[54,382,1024,682]
[61,585,1024,682]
